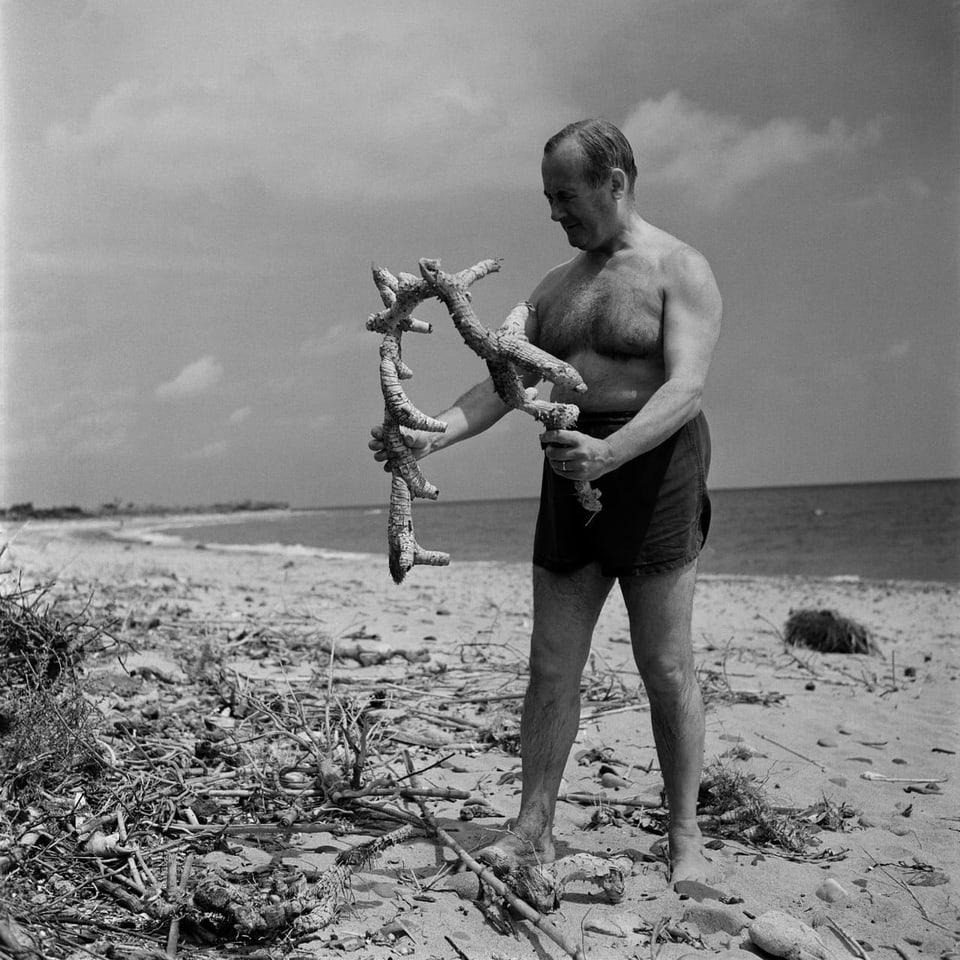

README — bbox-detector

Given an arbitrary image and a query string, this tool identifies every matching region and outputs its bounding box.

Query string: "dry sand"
[3,514,958,960]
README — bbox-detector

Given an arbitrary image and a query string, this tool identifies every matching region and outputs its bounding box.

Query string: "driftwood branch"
[369,255,602,583]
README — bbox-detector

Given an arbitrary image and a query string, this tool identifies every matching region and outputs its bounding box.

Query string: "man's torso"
[532,223,689,412]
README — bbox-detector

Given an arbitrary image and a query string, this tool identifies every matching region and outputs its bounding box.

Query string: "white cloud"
[228,406,252,424]
[43,23,573,200]
[622,92,883,208]
[300,322,366,359]
[155,356,223,400]
[185,440,228,460]
[845,176,933,210]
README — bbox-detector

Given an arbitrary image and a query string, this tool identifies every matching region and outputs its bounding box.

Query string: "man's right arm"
[370,375,542,466]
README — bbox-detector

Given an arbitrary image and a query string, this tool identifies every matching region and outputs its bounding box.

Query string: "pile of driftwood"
[0,561,865,960]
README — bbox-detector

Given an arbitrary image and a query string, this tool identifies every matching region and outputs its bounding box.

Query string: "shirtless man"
[370,119,722,883]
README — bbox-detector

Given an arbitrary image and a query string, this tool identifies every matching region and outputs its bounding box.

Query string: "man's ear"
[609,167,627,199]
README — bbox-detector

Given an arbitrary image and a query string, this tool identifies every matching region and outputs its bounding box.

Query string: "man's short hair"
[544,119,637,193]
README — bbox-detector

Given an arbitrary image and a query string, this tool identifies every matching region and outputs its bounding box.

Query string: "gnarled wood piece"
[388,472,449,584]
[379,335,447,432]
[419,260,600,516]
[371,259,507,583]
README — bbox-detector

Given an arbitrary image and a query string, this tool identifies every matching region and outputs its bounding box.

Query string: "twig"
[560,791,662,809]
[401,751,586,960]
[864,852,951,931]
[754,732,826,771]
[822,916,868,960]
[860,772,947,784]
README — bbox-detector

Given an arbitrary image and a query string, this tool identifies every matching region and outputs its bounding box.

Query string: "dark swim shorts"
[532,411,712,577]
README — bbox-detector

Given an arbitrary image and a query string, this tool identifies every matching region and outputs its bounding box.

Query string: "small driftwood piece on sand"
[368,256,599,584]
[401,752,587,960]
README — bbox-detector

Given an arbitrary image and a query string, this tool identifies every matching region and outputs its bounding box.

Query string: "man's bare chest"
[538,270,664,362]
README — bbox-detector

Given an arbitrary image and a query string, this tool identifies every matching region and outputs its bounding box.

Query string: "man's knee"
[635,645,697,693]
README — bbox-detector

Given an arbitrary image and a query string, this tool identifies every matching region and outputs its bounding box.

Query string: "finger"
[370,425,383,439]
[524,386,539,402]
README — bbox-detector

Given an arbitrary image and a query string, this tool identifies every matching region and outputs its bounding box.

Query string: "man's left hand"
[541,429,617,481]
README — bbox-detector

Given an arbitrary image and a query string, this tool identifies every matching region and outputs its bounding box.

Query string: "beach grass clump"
[784,608,874,654]
[0,573,110,794]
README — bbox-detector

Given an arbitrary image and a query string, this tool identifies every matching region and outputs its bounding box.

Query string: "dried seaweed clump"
[0,575,110,793]
[784,608,874,654]
[698,762,819,855]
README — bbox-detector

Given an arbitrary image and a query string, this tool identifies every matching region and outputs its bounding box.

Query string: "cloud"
[228,406,252,425]
[155,355,223,400]
[300,322,366,360]
[43,21,573,201]
[185,440,228,460]
[845,176,933,210]
[622,92,883,208]
[883,339,912,362]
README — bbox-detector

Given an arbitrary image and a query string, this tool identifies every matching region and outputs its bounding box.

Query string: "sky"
[2,0,957,510]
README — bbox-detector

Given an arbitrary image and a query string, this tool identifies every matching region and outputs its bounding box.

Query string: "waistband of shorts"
[574,410,640,427]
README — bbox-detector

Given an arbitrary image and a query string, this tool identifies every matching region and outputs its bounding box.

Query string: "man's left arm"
[547,247,722,480]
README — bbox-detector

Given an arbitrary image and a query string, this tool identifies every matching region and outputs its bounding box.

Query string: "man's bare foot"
[475,824,555,878]
[668,827,723,886]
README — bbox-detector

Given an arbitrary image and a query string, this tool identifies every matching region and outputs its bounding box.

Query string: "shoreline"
[5,511,958,591]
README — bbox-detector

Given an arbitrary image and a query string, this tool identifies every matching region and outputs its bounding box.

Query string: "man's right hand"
[368,425,431,471]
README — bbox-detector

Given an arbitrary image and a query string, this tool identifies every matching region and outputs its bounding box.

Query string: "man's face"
[541,141,614,251]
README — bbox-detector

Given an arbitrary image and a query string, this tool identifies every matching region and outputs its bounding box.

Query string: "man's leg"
[619,560,717,884]
[480,562,613,867]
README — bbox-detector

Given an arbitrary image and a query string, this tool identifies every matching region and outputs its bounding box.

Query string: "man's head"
[541,119,637,252]
[543,119,637,195]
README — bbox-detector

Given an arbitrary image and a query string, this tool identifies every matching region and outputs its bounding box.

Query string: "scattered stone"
[441,872,479,899]
[582,915,628,937]
[682,902,746,936]
[815,878,848,903]
[887,821,912,836]
[599,772,631,789]
[749,910,840,960]
[817,738,837,748]
[858,814,880,827]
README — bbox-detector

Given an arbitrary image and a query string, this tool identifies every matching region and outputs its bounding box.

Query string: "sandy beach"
[2,514,958,960]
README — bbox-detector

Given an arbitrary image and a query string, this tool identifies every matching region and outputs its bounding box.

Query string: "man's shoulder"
[635,225,713,289]
[530,255,580,300]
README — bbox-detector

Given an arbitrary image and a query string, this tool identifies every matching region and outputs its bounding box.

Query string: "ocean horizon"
[147,478,959,584]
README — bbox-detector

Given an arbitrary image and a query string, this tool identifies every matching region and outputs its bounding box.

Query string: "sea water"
[155,479,959,583]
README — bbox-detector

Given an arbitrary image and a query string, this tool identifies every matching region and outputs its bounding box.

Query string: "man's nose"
[549,200,563,221]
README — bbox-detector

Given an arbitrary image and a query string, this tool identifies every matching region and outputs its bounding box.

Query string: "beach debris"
[401,752,589,960]
[748,909,840,960]
[368,257,597,583]
[784,609,874,654]
[694,761,854,856]
[470,851,632,915]
[859,771,947,784]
